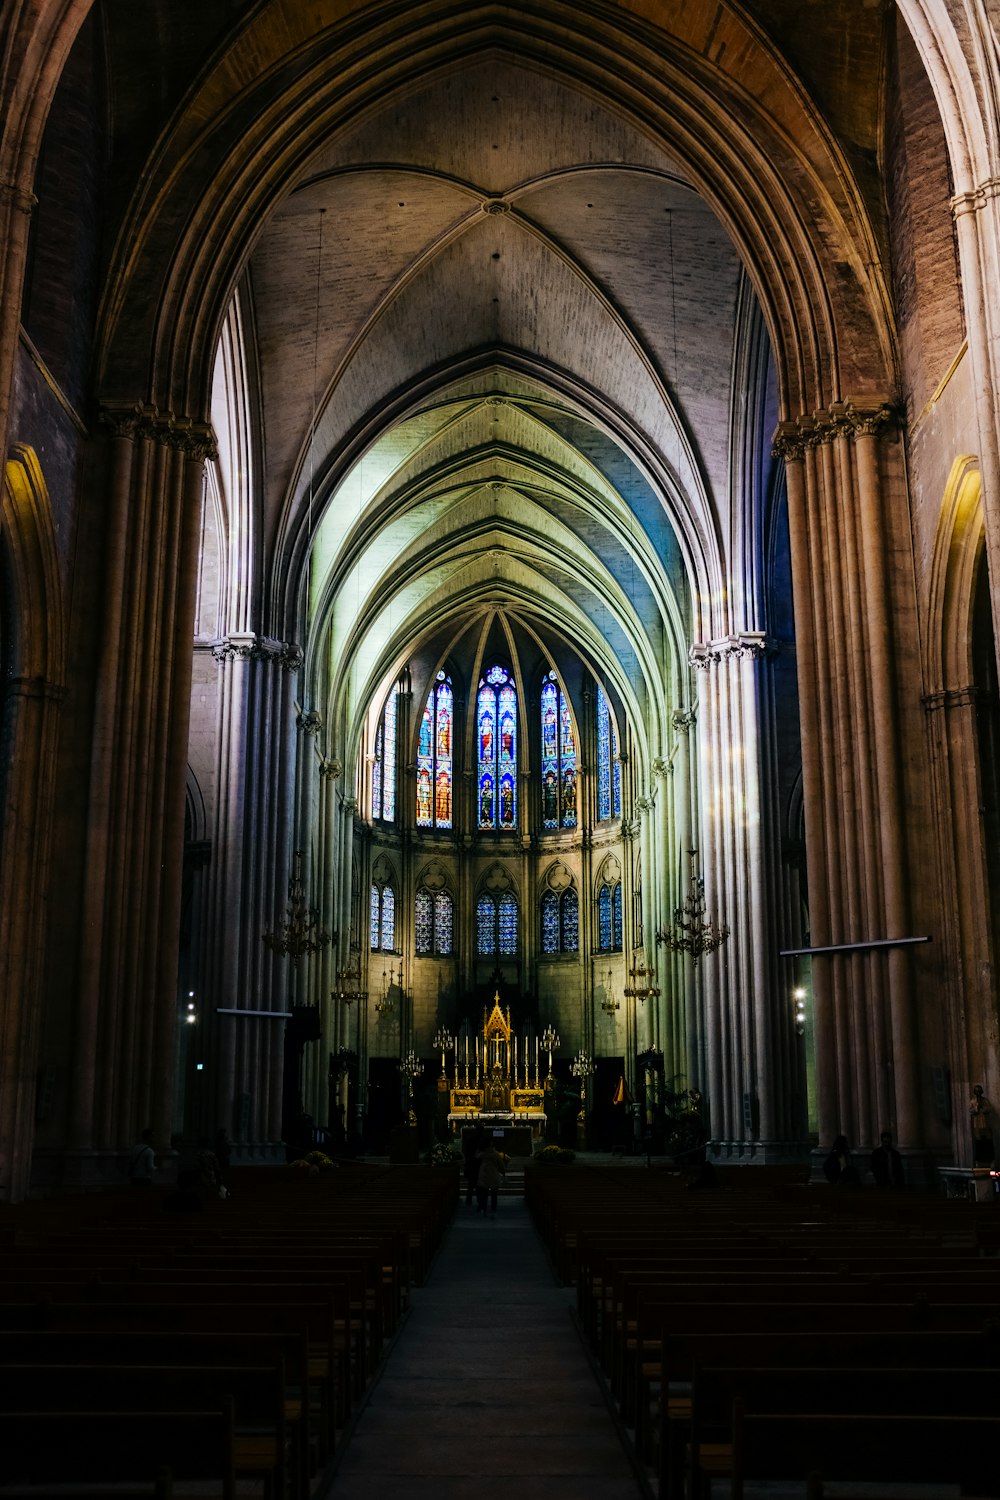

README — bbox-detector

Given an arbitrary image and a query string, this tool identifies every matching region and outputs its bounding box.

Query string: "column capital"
[772,401,897,457]
[99,402,218,460]
[212,633,303,672]
[689,632,774,670]
[951,177,1000,219]
[319,757,343,781]
[672,708,696,734]
[297,709,323,735]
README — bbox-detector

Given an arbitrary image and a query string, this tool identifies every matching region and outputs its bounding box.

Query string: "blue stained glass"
[415,888,432,954]
[372,722,382,822]
[541,891,559,953]
[416,765,432,827]
[370,884,380,949]
[562,889,579,952]
[418,702,433,758]
[499,893,518,955]
[477,895,496,955]
[612,756,622,819]
[598,885,612,951]
[382,887,395,951]
[612,882,623,950]
[542,768,558,828]
[597,688,611,821]
[383,689,397,822]
[479,668,517,830]
[486,665,508,685]
[434,891,453,955]
[562,766,577,828]
[499,771,516,829]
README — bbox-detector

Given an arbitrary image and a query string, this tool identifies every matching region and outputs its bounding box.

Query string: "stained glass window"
[596,685,620,822]
[477,895,496,956]
[415,888,433,954]
[597,882,622,952]
[541,891,560,952]
[478,666,517,830]
[499,892,518,955]
[563,888,579,951]
[372,686,398,823]
[416,672,453,828]
[434,891,454,955]
[540,670,576,828]
[370,883,396,950]
[415,887,453,955]
[598,885,612,951]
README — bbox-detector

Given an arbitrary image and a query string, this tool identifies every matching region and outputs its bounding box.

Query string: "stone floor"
[320,1192,651,1499]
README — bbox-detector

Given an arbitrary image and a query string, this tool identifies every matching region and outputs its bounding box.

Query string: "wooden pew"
[0,1405,239,1500]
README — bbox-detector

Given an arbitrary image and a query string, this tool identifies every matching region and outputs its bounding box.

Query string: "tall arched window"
[415,887,454,955]
[596,685,621,821]
[477,665,517,830]
[540,670,577,829]
[597,881,623,952]
[541,888,579,953]
[416,670,453,828]
[371,686,398,823]
[370,882,396,950]
[476,892,519,955]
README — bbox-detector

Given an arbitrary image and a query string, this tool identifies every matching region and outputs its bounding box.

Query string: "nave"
[329,1194,646,1500]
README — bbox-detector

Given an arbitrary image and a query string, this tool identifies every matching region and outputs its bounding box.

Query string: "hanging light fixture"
[374,959,402,1016]
[601,969,620,1015]
[261,850,331,967]
[332,965,364,1008]
[623,955,660,1006]
[657,848,729,963]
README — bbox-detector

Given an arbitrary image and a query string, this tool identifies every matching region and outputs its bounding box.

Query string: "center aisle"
[323,1189,650,1500]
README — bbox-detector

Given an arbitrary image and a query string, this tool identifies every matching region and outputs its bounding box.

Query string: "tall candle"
[535,1036,540,1088]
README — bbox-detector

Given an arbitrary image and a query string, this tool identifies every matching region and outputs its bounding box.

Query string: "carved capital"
[319,757,343,781]
[772,402,897,456]
[672,708,696,734]
[651,756,670,779]
[297,709,323,735]
[99,403,218,459]
[212,634,303,672]
[689,632,774,669]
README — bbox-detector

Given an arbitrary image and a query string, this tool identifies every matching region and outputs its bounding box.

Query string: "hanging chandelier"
[375,959,402,1016]
[261,850,331,967]
[601,969,620,1015]
[657,849,729,963]
[332,965,364,1007]
[623,956,660,1005]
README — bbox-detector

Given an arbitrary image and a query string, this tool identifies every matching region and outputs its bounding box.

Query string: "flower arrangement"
[533,1144,575,1165]
[428,1141,463,1167]
[288,1150,336,1171]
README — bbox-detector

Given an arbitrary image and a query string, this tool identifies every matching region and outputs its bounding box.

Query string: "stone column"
[206,632,302,1162]
[61,408,215,1185]
[773,405,920,1155]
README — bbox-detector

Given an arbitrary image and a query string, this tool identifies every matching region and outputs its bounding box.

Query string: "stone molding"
[771,401,897,460]
[1,181,37,215]
[211,633,304,672]
[951,177,1000,219]
[689,631,774,670]
[922,685,982,712]
[99,402,218,461]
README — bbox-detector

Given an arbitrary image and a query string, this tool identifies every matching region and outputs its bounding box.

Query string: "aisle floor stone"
[323,1193,649,1499]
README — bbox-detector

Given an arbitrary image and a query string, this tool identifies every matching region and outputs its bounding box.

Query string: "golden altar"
[447,994,547,1138]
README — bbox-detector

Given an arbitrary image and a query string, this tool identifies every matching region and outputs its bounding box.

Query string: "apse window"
[416,671,453,829]
[477,665,517,831]
[597,881,623,952]
[371,685,398,823]
[370,882,396,951]
[541,887,579,953]
[540,670,578,829]
[477,892,518,955]
[415,887,454,956]
[596,685,622,821]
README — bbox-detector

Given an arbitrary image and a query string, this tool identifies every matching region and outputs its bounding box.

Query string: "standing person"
[823,1134,860,1185]
[970,1086,995,1165]
[870,1129,905,1187]
[128,1128,157,1189]
[476,1134,506,1218]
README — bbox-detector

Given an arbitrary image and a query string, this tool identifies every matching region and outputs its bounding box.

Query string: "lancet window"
[540,670,578,829]
[477,665,517,831]
[596,685,621,821]
[369,882,396,951]
[597,881,623,952]
[416,671,453,829]
[541,888,579,953]
[476,892,519,956]
[371,685,398,823]
[415,887,454,956]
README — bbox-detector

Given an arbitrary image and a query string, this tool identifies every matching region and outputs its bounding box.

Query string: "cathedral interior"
[4,0,1000,1201]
